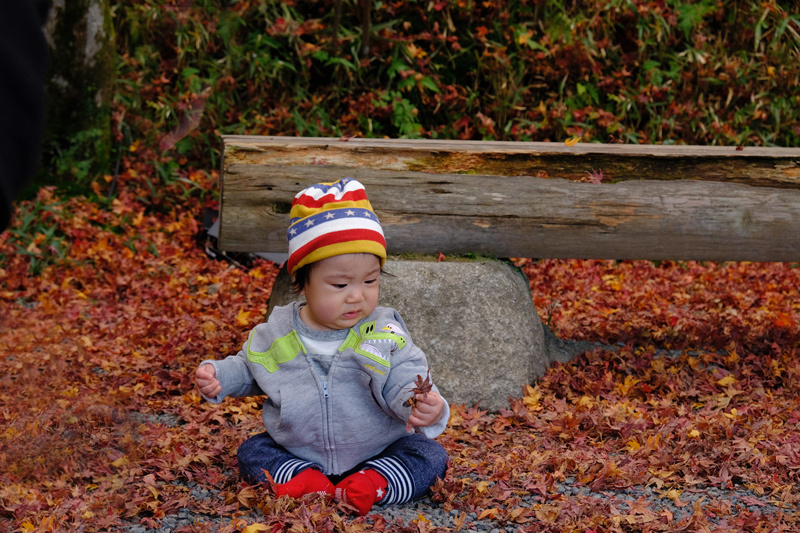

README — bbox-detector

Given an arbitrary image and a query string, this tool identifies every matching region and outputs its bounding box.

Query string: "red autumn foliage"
[1,169,799,531]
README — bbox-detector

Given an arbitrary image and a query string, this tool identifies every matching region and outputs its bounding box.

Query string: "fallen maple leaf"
[404,370,432,410]
[237,486,258,508]
[478,508,500,520]
[453,511,467,532]
[242,524,270,533]
[587,168,604,184]
[773,312,795,328]
[236,308,252,326]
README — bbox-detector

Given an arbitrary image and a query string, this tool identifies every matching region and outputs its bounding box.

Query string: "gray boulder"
[379,259,545,412]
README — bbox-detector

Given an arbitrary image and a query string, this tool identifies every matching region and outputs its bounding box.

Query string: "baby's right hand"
[195,363,221,398]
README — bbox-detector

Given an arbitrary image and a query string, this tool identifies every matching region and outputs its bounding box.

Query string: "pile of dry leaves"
[1,181,798,532]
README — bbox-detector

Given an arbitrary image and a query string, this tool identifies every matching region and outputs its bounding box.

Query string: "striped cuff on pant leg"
[272,458,317,484]
[365,457,414,505]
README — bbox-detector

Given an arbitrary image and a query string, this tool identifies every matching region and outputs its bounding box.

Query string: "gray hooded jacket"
[201,302,449,475]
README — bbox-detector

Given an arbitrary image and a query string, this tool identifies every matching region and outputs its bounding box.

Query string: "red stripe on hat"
[290,228,386,261]
[292,189,370,209]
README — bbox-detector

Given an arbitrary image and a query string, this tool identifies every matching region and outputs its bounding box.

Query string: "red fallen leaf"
[437,252,446,262]
[739,495,768,507]
[587,168,604,184]
[773,312,795,328]
[404,369,432,409]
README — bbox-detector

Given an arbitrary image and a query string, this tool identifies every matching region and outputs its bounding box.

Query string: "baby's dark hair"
[290,263,313,295]
[290,258,393,294]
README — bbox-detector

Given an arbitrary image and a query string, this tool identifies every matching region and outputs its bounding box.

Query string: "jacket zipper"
[322,380,334,473]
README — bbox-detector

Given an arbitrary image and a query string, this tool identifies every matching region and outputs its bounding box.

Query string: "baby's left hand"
[406,390,444,432]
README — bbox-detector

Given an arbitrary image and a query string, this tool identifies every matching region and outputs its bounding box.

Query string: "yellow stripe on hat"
[292,240,387,273]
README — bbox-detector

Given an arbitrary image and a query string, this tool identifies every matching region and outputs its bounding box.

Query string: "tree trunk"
[41,0,115,186]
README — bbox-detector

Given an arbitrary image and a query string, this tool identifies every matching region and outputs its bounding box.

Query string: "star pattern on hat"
[290,207,382,237]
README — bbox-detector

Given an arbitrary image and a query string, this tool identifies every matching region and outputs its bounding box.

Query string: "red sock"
[334,469,388,515]
[273,468,334,499]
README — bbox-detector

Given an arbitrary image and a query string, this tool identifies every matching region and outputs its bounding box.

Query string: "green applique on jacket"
[247,330,306,373]
[338,321,407,368]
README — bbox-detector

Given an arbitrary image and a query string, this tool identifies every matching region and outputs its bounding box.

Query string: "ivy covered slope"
[114,0,800,169]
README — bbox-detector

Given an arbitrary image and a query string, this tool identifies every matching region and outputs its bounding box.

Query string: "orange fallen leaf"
[773,312,795,328]
[242,524,270,533]
[454,511,467,531]
[236,308,252,326]
[478,508,500,520]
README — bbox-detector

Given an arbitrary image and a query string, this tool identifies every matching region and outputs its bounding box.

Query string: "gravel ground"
[118,474,789,533]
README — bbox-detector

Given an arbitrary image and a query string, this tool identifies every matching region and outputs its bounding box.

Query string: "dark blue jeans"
[237,431,448,505]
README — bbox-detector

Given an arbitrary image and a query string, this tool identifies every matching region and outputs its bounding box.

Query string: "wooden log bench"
[218,136,800,262]
[215,136,800,410]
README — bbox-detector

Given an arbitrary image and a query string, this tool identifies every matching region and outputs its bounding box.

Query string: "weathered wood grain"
[223,135,800,188]
[219,136,800,261]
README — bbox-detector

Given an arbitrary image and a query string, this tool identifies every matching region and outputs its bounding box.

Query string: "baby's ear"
[290,275,304,295]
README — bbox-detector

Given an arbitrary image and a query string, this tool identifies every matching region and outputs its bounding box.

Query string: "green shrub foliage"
[113,0,800,166]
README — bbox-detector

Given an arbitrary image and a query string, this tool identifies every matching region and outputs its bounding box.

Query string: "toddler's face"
[299,253,381,331]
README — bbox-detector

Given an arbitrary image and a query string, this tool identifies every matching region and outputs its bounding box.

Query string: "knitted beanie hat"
[286,178,386,275]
